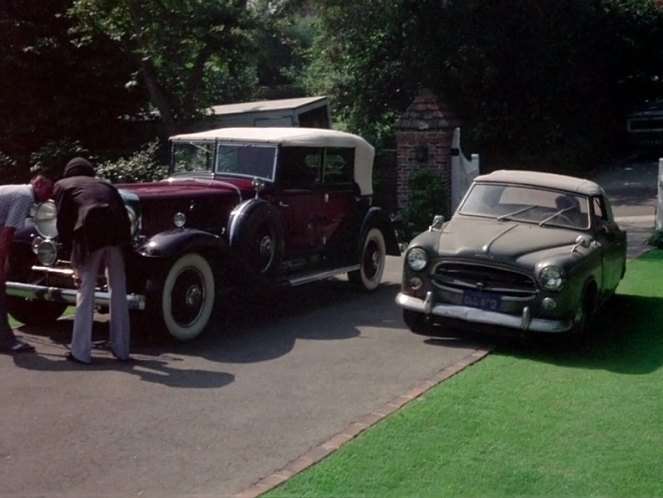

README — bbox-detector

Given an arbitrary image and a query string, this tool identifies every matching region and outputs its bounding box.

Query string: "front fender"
[361,207,400,256]
[137,228,228,259]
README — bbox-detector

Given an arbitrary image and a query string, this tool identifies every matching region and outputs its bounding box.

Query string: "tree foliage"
[0,0,145,179]
[304,0,663,171]
[3,0,662,182]
[69,0,260,136]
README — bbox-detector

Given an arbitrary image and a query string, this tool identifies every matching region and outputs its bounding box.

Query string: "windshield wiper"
[539,207,573,227]
[497,205,535,222]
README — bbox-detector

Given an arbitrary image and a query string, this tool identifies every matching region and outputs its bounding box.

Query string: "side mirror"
[574,234,592,249]
[429,215,445,231]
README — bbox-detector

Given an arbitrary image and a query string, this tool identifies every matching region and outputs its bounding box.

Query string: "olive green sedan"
[397,170,627,339]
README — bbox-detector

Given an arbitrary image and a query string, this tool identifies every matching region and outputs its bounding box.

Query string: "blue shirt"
[0,184,35,229]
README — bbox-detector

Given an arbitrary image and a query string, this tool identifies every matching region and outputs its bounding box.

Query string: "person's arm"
[0,226,16,284]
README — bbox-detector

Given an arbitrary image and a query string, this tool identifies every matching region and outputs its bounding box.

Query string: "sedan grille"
[433,262,536,297]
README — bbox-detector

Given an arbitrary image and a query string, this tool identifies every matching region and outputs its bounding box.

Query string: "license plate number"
[463,290,500,311]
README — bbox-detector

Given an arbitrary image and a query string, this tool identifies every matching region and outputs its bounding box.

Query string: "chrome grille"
[433,262,536,297]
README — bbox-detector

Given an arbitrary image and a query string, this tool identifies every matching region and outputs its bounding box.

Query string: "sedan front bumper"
[396,291,572,333]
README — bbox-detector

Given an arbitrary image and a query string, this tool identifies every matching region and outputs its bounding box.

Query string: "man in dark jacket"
[54,158,131,364]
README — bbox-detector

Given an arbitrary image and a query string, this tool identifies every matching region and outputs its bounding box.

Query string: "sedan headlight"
[539,266,565,291]
[406,247,429,271]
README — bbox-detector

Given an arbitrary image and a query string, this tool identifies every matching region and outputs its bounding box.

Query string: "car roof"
[170,127,375,195]
[474,169,603,196]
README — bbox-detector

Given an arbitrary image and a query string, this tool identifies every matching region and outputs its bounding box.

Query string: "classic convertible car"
[396,170,626,338]
[7,127,399,341]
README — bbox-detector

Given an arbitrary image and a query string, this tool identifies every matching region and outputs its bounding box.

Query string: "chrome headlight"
[539,266,565,291]
[406,247,429,271]
[34,238,58,266]
[33,200,58,238]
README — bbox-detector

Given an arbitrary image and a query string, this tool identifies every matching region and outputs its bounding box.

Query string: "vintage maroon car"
[7,127,399,340]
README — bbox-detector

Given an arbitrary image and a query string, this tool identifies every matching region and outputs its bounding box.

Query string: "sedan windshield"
[459,183,590,229]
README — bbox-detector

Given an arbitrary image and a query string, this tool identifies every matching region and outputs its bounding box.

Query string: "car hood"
[118,177,252,202]
[117,178,255,235]
[436,216,581,260]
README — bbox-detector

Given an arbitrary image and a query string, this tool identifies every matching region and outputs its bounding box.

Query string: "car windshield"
[172,141,215,175]
[459,183,590,229]
[171,141,277,182]
[216,144,276,181]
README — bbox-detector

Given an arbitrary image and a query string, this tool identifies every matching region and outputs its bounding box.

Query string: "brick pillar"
[394,89,459,215]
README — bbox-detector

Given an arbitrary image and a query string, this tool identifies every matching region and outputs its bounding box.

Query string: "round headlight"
[33,200,58,238]
[406,247,429,271]
[173,212,186,228]
[540,266,565,291]
[35,239,58,266]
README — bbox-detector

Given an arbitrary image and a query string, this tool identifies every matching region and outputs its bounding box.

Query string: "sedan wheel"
[403,309,434,336]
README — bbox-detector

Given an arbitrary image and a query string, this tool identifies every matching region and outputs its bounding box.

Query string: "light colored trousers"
[71,246,130,362]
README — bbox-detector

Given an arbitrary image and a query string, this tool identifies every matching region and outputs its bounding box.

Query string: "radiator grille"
[433,262,536,297]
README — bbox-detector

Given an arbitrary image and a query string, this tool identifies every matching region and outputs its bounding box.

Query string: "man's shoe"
[66,352,90,365]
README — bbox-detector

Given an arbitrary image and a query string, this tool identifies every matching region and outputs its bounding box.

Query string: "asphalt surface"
[1,257,486,497]
[1,155,658,497]
[590,154,659,258]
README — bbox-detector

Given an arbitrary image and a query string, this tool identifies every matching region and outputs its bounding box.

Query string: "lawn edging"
[236,348,492,498]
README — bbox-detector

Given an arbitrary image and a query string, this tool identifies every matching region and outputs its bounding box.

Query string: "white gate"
[450,127,480,212]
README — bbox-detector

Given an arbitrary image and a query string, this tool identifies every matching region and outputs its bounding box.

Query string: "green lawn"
[268,251,663,497]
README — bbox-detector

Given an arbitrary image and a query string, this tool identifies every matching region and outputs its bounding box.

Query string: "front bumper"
[7,281,146,311]
[396,291,572,333]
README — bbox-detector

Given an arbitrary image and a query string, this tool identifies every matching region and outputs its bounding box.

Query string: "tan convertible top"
[171,127,375,195]
[476,170,603,196]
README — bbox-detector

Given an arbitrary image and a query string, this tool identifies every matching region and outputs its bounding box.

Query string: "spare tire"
[228,200,284,274]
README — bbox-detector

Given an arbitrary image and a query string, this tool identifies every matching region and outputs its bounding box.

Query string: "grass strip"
[268,250,663,497]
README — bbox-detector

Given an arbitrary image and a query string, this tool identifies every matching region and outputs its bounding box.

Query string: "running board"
[283,265,360,287]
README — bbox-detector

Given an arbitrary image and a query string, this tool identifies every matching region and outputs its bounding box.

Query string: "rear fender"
[360,207,400,256]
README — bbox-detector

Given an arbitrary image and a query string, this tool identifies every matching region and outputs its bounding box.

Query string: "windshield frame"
[170,140,278,182]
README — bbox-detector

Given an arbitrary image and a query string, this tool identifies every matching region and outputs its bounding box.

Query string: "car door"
[592,195,627,291]
[273,147,328,257]
[320,147,360,253]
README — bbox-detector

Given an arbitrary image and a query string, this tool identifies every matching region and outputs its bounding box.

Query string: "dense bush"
[397,169,449,241]
[29,139,91,180]
[96,142,168,183]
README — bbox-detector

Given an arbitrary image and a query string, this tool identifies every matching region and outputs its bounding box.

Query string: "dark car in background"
[626,100,663,152]
[7,127,399,341]
[397,170,626,340]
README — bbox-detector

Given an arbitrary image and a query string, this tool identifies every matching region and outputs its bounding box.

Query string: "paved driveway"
[1,256,486,497]
[590,155,658,258]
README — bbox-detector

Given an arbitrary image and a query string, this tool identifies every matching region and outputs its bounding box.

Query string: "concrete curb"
[235,348,492,498]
